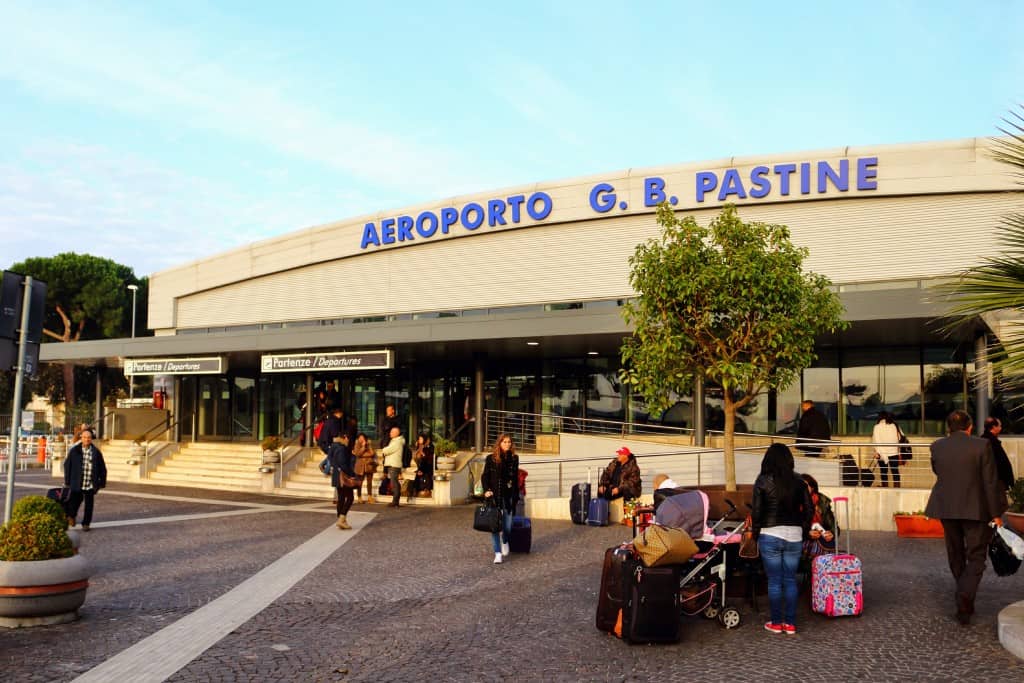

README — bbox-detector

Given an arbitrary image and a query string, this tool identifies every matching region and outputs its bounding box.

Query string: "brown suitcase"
[596,543,633,632]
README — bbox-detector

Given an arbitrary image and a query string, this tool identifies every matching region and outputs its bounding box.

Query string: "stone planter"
[0,554,90,628]
[262,449,281,464]
[893,514,944,538]
[436,456,456,472]
[128,443,146,464]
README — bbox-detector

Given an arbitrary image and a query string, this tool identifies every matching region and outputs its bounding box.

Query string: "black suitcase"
[571,482,591,525]
[596,543,632,632]
[510,516,532,553]
[620,559,682,644]
[839,454,875,487]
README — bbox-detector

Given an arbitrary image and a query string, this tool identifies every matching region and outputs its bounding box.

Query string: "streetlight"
[127,284,139,338]
[127,284,138,399]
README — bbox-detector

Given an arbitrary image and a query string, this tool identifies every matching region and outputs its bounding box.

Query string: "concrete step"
[148,470,262,486]
[146,474,262,492]
[161,454,260,466]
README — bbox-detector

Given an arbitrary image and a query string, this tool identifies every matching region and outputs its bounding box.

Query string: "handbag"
[739,515,759,559]
[339,471,360,488]
[633,523,698,567]
[989,526,1022,577]
[896,426,912,463]
[473,502,503,533]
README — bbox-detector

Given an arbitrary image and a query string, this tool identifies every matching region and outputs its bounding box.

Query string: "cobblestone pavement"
[3,470,1024,682]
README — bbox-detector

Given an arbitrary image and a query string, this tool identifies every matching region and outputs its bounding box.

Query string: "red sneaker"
[782,623,797,635]
[764,622,783,634]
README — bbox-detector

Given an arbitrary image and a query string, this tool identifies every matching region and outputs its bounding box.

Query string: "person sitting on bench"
[598,446,642,501]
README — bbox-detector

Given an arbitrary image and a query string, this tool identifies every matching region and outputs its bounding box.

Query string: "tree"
[937,106,1024,389]
[620,203,848,491]
[6,254,146,408]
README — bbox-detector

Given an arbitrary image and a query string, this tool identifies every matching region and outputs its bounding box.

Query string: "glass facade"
[160,343,990,444]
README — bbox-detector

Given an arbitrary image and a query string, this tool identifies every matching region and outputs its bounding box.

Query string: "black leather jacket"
[751,473,813,538]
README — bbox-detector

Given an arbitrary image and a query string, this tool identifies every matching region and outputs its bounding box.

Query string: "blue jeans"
[491,510,512,553]
[759,534,803,626]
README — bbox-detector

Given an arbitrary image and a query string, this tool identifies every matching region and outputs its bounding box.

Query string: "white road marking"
[72,512,373,683]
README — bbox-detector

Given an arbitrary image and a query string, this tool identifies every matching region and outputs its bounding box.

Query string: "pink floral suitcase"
[811,496,863,617]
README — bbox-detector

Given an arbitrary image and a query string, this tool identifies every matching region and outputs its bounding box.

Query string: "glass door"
[198,377,231,440]
[233,376,256,440]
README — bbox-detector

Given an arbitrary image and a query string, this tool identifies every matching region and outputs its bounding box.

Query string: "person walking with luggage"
[483,433,520,564]
[872,411,902,487]
[329,435,357,530]
[352,432,377,504]
[379,426,406,508]
[64,427,107,531]
[751,443,813,635]
[925,410,1007,625]
[598,446,641,501]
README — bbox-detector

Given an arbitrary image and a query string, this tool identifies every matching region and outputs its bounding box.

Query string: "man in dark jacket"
[925,410,1007,625]
[378,404,400,448]
[318,406,346,453]
[796,400,831,456]
[598,446,642,500]
[64,427,107,531]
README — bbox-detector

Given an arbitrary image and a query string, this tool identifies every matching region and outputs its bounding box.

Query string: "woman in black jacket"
[752,443,813,635]
[329,435,357,530]
[982,417,1016,492]
[482,433,519,564]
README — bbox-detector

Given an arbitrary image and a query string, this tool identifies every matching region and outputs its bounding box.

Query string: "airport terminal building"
[42,138,1021,445]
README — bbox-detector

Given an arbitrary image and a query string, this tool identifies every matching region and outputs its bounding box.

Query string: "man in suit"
[925,410,1007,625]
[796,400,831,456]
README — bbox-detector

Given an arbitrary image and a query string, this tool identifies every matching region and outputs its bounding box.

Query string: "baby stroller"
[645,490,745,629]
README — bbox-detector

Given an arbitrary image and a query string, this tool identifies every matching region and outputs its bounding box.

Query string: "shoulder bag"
[633,523,698,566]
[473,501,503,533]
[739,514,759,559]
[896,426,912,463]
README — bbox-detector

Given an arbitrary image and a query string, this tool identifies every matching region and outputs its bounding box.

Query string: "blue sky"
[1,1,1022,277]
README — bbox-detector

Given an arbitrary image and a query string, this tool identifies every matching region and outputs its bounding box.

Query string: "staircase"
[97,440,141,483]
[147,442,263,491]
[277,450,335,498]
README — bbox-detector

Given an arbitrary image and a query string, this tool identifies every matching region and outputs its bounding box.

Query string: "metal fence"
[484,410,941,494]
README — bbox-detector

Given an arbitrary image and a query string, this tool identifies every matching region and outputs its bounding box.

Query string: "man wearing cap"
[598,446,642,501]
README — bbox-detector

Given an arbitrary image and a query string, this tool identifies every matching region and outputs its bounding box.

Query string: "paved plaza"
[2,470,1024,682]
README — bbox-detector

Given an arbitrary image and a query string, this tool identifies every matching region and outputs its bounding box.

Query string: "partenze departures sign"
[359,157,879,250]
[261,350,393,373]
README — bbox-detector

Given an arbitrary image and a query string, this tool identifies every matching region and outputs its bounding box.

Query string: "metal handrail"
[134,414,173,444]
[281,420,317,451]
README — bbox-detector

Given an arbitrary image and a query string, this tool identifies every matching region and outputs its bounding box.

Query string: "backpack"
[402,443,413,469]
[313,421,325,443]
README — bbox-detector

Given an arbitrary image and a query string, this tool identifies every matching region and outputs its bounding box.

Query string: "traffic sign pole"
[4,276,34,523]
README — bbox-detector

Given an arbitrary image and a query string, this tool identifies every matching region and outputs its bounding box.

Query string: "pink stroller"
[653,490,746,629]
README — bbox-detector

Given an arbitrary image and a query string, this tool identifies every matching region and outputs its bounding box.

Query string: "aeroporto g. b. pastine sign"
[359,157,879,250]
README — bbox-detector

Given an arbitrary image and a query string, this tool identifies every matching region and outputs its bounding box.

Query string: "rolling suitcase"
[811,495,863,617]
[596,543,633,632]
[509,516,532,553]
[587,497,610,527]
[619,558,682,644]
[571,470,591,525]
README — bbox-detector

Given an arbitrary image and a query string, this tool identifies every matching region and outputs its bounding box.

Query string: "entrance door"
[198,377,231,440]
[233,377,256,440]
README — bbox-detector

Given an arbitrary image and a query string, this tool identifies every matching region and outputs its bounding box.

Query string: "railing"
[485,410,696,452]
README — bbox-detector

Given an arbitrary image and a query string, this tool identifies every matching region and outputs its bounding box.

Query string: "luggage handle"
[832,495,852,554]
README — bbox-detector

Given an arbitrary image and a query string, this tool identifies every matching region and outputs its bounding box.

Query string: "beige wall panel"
[152,138,1018,332]
[172,192,1020,330]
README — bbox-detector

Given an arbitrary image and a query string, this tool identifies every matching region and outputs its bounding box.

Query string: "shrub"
[11,495,67,528]
[1008,477,1024,514]
[0,513,74,561]
[261,435,282,451]
[435,437,458,457]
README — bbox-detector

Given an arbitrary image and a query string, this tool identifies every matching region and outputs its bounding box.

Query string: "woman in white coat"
[872,411,902,488]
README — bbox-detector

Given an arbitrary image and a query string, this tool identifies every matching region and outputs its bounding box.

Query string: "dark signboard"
[124,356,225,375]
[260,350,393,373]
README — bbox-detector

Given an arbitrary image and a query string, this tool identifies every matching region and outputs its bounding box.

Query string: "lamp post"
[127,284,138,399]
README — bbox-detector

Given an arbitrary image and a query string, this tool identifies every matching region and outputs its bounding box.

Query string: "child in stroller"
[634,489,746,629]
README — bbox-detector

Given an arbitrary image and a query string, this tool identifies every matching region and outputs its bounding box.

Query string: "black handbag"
[989,529,1022,577]
[896,426,912,463]
[473,502,503,533]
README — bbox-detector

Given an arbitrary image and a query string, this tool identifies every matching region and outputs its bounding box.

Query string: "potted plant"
[0,495,90,628]
[128,435,146,464]
[893,510,944,538]
[261,435,283,464]
[434,437,458,472]
[1004,477,1024,534]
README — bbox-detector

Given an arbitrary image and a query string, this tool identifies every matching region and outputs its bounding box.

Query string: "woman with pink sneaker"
[751,443,814,635]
